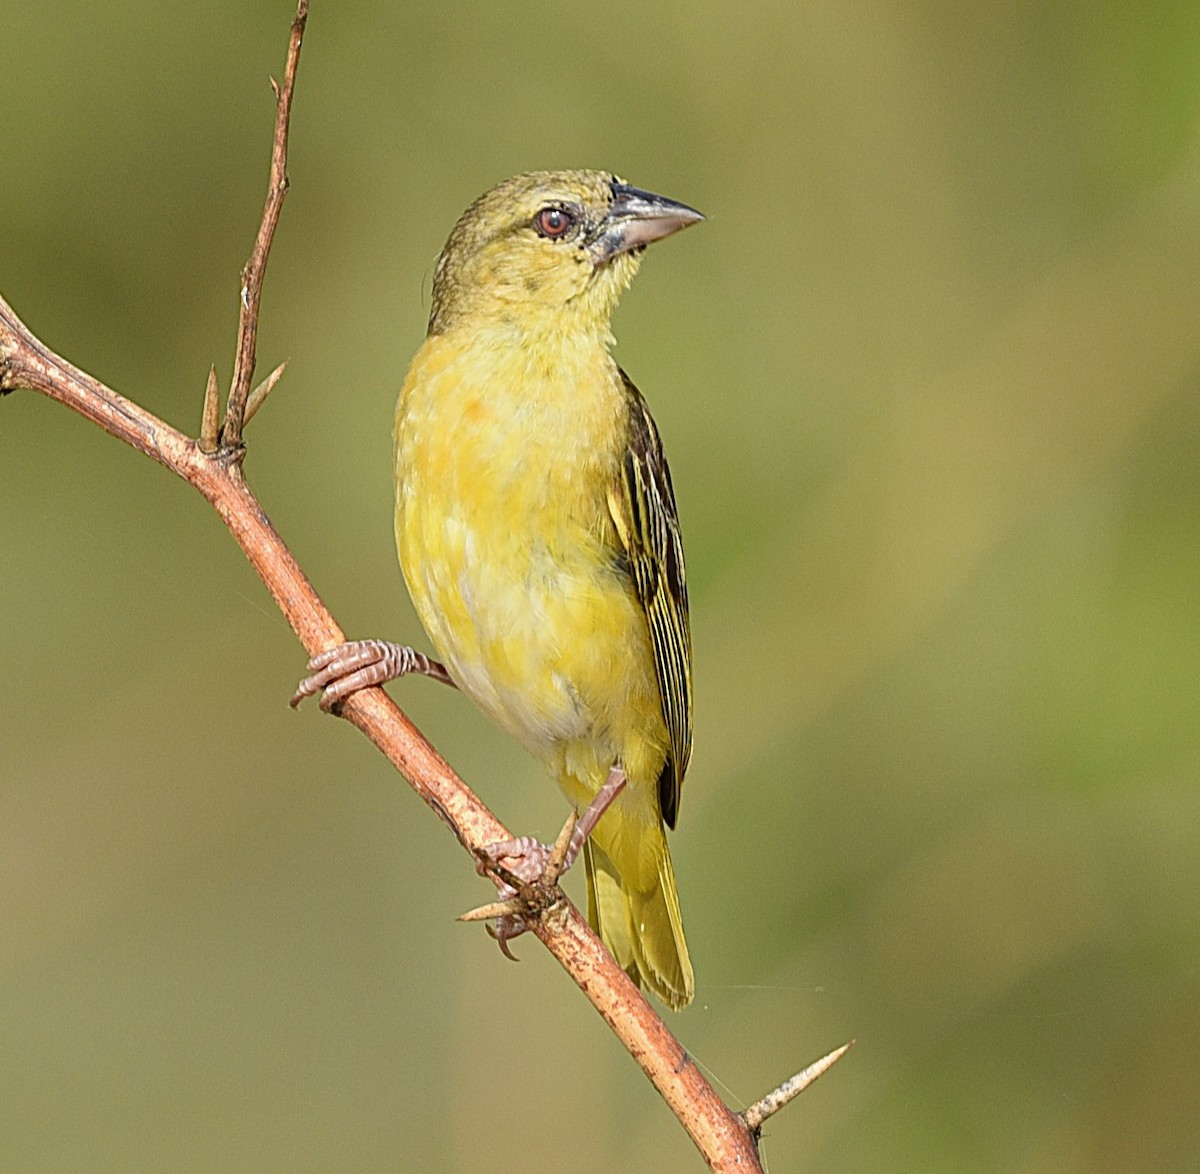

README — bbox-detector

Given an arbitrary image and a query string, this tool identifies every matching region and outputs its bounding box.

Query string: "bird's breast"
[393,329,657,763]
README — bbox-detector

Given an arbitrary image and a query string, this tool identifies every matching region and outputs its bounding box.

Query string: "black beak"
[589,181,705,264]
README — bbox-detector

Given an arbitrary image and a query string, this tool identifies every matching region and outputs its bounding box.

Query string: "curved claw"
[486,918,529,962]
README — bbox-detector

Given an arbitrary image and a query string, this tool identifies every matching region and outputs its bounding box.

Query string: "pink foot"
[290,639,455,711]
[462,767,628,959]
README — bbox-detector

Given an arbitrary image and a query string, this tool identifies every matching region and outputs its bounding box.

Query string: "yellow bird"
[294,170,703,1009]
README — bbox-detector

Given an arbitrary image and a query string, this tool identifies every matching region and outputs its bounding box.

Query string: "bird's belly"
[405,506,636,742]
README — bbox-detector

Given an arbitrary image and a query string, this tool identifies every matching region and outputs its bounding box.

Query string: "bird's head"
[427,169,703,336]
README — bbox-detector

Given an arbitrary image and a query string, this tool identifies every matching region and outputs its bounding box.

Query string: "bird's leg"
[461,766,628,959]
[290,639,455,712]
[563,764,629,872]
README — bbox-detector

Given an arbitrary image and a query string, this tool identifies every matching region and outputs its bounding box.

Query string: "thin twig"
[222,0,307,448]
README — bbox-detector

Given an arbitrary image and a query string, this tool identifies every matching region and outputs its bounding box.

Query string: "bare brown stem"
[0,4,844,1167]
[0,285,771,1171]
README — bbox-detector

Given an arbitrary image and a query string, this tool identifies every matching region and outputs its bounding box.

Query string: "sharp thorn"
[544,811,578,883]
[740,1041,855,1133]
[244,359,288,427]
[458,899,523,924]
[199,364,221,452]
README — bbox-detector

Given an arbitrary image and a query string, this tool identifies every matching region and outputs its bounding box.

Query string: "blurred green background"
[3,2,1200,1170]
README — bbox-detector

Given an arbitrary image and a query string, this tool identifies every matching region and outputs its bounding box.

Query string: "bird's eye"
[534,206,574,239]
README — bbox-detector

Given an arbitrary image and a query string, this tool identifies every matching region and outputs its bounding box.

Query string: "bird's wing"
[607,369,693,828]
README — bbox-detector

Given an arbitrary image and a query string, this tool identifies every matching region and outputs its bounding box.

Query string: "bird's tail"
[583,824,694,1011]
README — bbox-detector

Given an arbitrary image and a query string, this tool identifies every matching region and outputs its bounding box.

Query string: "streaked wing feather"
[607,370,692,828]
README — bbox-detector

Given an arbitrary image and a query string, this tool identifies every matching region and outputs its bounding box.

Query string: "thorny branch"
[0,4,849,1168]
